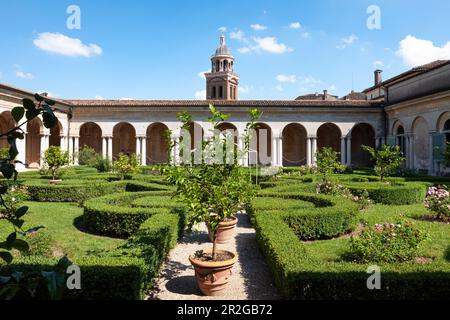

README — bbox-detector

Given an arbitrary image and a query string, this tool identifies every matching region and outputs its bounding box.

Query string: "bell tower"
[205,35,240,100]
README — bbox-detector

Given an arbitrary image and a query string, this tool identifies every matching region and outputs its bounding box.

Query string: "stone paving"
[147,212,280,300]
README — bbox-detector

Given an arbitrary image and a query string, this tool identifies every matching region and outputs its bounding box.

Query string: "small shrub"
[78,147,99,167]
[113,153,140,180]
[348,220,428,263]
[316,180,352,198]
[362,145,405,181]
[94,157,112,173]
[316,147,343,180]
[424,185,450,219]
[351,189,372,210]
[43,146,70,181]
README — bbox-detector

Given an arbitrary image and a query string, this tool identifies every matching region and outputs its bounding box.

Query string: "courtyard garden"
[0,163,449,299]
[1,99,449,300]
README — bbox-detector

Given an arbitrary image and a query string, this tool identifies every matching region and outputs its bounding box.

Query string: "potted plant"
[165,105,260,296]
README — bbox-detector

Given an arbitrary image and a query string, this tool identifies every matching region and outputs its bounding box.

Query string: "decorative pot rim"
[189,249,238,268]
[208,215,238,227]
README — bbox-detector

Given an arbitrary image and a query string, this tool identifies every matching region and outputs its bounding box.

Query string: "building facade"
[0,37,449,174]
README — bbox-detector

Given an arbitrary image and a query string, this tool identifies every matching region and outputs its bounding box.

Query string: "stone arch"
[146,123,169,165]
[0,111,15,149]
[250,123,272,165]
[26,117,42,166]
[351,123,376,166]
[437,112,450,142]
[217,122,238,163]
[317,123,342,154]
[282,123,307,167]
[113,122,136,159]
[79,122,103,154]
[412,116,430,171]
[49,121,63,147]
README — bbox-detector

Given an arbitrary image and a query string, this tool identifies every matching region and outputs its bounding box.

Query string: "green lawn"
[0,202,125,260]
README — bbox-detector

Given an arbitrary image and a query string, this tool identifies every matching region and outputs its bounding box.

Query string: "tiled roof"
[67,99,382,108]
[363,60,450,93]
[341,91,367,101]
[295,93,338,101]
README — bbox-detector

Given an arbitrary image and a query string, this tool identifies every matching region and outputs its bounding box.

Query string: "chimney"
[323,90,328,100]
[374,70,383,86]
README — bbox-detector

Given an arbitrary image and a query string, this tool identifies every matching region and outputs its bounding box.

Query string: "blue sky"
[0,0,449,100]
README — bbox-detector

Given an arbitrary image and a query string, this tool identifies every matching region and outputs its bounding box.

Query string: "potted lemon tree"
[165,105,260,296]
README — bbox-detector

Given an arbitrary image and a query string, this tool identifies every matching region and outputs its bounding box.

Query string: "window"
[444,119,450,142]
[215,61,219,72]
[219,86,223,99]
[396,126,406,155]
[212,87,216,99]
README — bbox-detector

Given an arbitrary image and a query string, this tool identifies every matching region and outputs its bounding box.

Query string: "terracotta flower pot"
[207,216,238,244]
[189,250,237,296]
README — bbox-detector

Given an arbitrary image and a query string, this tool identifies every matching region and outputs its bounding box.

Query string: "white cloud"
[16,71,34,80]
[198,70,209,79]
[327,84,337,92]
[275,85,284,92]
[195,90,206,100]
[239,85,251,94]
[238,47,251,54]
[94,95,104,100]
[276,74,297,83]
[373,60,384,68]
[253,37,293,54]
[301,32,310,39]
[397,35,450,67]
[251,24,267,31]
[337,34,359,49]
[289,22,302,29]
[218,26,227,33]
[230,30,246,42]
[33,32,102,57]
[300,76,322,84]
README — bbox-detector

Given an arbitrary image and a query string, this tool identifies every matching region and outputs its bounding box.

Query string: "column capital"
[307,135,318,139]
[102,135,113,139]
[136,135,147,139]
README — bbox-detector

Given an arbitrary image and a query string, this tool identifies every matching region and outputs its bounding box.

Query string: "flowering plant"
[424,185,450,219]
[348,219,427,263]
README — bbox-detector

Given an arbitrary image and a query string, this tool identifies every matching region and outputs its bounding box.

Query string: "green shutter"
[432,133,445,162]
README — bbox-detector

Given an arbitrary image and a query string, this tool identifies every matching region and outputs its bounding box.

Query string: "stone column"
[74,136,80,165]
[306,137,312,167]
[429,133,435,175]
[60,136,66,152]
[172,135,180,165]
[341,138,346,164]
[40,133,49,165]
[271,136,277,167]
[346,136,352,166]
[277,136,283,167]
[409,134,415,170]
[102,137,107,159]
[141,136,147,166]
[136,137,141,162]
[16,133,27,171]
[311,136,317,166]
[107,137,113,160]
[68,136,74,164]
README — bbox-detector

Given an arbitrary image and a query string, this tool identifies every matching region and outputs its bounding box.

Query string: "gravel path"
[147,212,280,300]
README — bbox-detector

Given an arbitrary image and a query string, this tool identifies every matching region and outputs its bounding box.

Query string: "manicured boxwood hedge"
[251,192,358,241]
[1,209,184,300]
[345,182,426,205]
[83,192,177,238]
[251,206,450,299]
[21,179,170,203]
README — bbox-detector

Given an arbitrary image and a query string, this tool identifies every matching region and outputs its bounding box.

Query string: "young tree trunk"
[212,232,217,261]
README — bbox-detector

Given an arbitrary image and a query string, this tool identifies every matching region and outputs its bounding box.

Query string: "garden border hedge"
[250,188,450,299]
[345,182,426,205]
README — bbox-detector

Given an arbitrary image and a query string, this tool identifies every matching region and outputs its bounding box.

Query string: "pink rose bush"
[424,185,450,219]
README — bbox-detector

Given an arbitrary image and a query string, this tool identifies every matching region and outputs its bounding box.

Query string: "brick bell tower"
[205,35,240,100]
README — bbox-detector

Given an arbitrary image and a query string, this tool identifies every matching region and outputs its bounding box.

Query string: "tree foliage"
[44,146,70,181]
[362,145,405,181]
[113,153,140,180]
